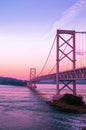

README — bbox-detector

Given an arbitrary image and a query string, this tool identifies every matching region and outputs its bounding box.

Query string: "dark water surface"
[0,84,86,130]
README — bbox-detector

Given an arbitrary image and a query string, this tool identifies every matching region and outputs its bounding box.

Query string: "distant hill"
[0,76,27,86]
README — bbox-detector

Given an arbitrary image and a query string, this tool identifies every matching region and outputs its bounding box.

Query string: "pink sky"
[0,0,86,80]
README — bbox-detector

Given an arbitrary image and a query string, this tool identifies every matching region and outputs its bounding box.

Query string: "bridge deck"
[29,67,86,83]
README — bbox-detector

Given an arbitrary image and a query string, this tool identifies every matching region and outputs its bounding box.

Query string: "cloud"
[54,0,86,27]
[43,0,86,39]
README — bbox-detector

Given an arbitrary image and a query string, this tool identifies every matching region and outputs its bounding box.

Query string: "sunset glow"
[0,0,86,79]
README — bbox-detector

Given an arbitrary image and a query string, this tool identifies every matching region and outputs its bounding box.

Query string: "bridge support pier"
[73,80,76,95]
[53,79,76,100]
[59,80,76,95]
[27,82,37,89]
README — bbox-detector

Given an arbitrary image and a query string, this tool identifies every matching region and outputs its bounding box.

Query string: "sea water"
[0,84,86,130]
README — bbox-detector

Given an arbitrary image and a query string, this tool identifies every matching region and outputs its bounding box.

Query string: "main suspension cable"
[38,35,56,76]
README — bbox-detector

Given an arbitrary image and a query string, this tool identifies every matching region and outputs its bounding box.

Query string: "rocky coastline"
[47,94,86,113]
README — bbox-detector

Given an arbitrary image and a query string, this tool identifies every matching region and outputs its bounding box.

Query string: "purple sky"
[0,0,86,79]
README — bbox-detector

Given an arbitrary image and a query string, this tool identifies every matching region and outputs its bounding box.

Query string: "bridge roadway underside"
[29,67,86,83]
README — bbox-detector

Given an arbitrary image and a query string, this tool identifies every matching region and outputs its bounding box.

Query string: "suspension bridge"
[27,29,86,96]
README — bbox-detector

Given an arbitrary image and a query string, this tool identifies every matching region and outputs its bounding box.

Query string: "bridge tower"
[27,68,37,88]
[30,68,36,80]
[56,30,76,95]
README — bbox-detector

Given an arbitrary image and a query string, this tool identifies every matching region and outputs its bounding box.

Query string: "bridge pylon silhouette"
[56,30,76,95]
[27,68,37,88]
